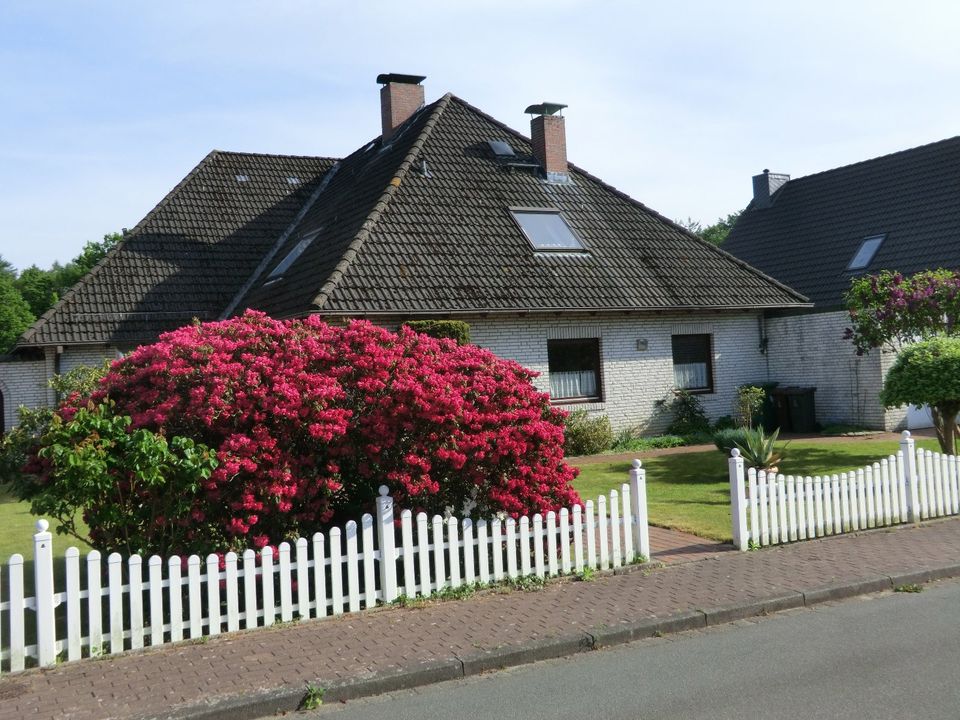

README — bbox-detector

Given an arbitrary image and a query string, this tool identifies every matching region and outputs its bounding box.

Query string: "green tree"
[14,265,58,318]
[678,211,742,246]
[0,274,35,352]
[0,256,15,280]
[880,336,960,455]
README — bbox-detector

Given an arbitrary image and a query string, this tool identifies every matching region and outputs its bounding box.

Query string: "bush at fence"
[20,311,580,557]
[563,411,613,456]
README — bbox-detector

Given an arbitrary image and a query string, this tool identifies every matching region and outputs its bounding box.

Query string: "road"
[306,578,960,719]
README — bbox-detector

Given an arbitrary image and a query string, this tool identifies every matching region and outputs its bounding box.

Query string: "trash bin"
[748,382,780,432]
[769,386,817,433]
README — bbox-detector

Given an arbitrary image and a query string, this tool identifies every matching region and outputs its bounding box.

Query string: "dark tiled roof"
[723,136,960,308]
[21,151,336,346]
[242,95,807,316]
[22,93,808,348]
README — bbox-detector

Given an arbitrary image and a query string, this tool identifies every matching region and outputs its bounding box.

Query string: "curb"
[162,560,960,719]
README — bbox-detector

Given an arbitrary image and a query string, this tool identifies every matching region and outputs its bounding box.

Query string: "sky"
[2,1,959,271]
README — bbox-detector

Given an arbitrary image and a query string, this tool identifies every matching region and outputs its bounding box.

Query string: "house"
[0,74,809,433]
[723,137,960,430]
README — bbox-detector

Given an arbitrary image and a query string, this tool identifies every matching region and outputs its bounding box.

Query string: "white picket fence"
[729,430,959,550]
[0,461,650,675]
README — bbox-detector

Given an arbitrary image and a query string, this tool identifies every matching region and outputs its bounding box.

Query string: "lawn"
[571,437,942,542]
[0,486,92,564]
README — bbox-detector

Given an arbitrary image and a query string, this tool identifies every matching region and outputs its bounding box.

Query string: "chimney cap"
[376,73,426,86]
[524,102,567,116]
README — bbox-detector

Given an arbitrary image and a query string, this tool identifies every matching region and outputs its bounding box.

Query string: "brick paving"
[3,518,959,719]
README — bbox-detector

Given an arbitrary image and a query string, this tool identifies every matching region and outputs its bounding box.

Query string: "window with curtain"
[547,338,601,402]
[671,334,713,392]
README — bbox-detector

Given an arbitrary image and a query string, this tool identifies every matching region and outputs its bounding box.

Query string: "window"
[547,338,602,402]
[847,234,885,270]
[268,231,319,280]
[672,334,713,392]
[510,209,585,251]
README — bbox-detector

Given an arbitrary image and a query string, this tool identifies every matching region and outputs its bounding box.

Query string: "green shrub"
[403,320,471,345]
[733,427,788,471]
[713,427,751,454]
[563,411,613,456]
[712,415,736,431]
[734,386,766,429]
[613,434,688,452]
[657,390,711,436]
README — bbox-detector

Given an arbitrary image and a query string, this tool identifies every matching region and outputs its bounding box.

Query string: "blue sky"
[2,1,959,270]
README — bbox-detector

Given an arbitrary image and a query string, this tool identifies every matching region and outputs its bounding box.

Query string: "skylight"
[510,209,585,252]
[286,176,300,186]
[268,231,318,280]
[235,174,249,183]
[847,234,885,270]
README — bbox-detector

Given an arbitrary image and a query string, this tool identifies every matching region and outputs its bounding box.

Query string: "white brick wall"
[464,312,769,433]
[764,310,899,430]
[60,346,118,375]
[0,358,49,433]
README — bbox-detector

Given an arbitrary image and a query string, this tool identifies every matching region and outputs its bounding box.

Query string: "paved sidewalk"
[3,518,960,720]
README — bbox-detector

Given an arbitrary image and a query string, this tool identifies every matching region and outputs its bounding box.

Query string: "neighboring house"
[723,137,960,430]
[1,74,809,433]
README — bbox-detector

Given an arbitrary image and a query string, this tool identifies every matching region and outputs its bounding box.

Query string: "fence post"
[729,449,749,551]
[900,430,919,524]
[375,485,398,603]
[629,460,651,561]
[33,519,57,667]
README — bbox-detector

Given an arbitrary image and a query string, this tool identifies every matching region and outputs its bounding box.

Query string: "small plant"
[503,575,547,591]
[611,432,688,452]
[576,566,595,582]
[894,583,923,593]
[402,319,471,345]
[652,630,664,638]
[657,390,711,436]
[820,424,875,436]
[300,684,325,710]
[733,427,788,471]
[563,411,614,456]
[713,427,751,454]
[735,386,766,429]
[712,415,737,431]
[747,539,761,551]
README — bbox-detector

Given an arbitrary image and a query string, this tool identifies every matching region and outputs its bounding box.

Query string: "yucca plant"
[734,427,788,472]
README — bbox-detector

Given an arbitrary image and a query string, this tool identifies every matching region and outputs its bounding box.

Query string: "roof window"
[286,176,300,186]
[268,231,319,280]
[847,234,885,270]
[510,209,585,252]
[235,174,249,183]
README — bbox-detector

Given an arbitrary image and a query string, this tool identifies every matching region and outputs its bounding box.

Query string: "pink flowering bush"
[50,311,579,555]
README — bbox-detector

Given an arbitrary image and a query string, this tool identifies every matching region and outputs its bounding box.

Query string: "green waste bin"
[770,386,817,433]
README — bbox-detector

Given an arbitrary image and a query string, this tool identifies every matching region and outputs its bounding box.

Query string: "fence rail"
[0,461,650,675]
[729,431,959,550]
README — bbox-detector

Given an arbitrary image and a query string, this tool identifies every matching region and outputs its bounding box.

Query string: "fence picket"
[917,448,930,518]
[66,548,82,660]
[598,496,609,568]
[476,519,490,585]
[225,552,240,632]
[572,506,584,572]
[786,476,799,541]
[748,469,759,545]
[519,516,532,577]
[242,550,258,628]
[400,511,415,597]
[584,502,597,568]
[8,555,24,672]
[764,474,778,543]
[449,518,462,588]
[187,555,202,640]
[431,516,446,590]
[167,556,182,642]
[813,477,825,537]
[416,514,431,596]
[864,467,876,529]
[346,522,361,612]
[880,460,892,526]
[491,518,503,582]
[532,515,545,578]
[546,511,559,576]
[279,541,293,621]
[804,477,815,539]
[329,529,343,614]
[609,491,622,567]
[108,553,125,652]
[757,473,769,546]
[206,554,222,635]
[776,475,789,542]
[621,483,634,562]
[361,515,376,608]
[148,556,164,646]
[312,535,326,618]
[950,455,960,515]
[295,539,309,619]
[462,518,476,585]
[560,508,572,573]
[129,556,144,649]
[261,546,276,625]
[505,518,517,580]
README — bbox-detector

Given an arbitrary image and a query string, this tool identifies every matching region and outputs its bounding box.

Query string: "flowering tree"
[844,269,960,355]
[28,311,579,555]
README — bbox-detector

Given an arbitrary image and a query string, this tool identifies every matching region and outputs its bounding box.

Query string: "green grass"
[572,438,941,543]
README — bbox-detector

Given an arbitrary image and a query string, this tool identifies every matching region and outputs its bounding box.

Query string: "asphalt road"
[306,578,960,719]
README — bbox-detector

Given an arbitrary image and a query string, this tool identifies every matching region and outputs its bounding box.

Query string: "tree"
[844,269,960,355]
[14,265,58,318]
[677,211,742,246]
[0,256,15,280]
[0,275,35,353]
[880,336,960,454]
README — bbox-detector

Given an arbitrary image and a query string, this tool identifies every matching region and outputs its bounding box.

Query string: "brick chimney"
[751,169,790,209]
[377,73,426,141]
[526,102,569,182]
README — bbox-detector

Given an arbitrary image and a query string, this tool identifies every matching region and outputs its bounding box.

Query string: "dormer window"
[847,234,885,270]
[268,231,319,280]
[510,209,585,252]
